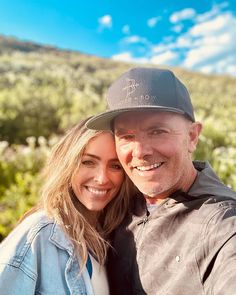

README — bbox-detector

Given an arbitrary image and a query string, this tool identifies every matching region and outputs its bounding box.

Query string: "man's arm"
[202,204,236,294]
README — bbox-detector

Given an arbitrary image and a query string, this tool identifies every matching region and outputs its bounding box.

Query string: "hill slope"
[0,35,235,174]
[0,35,235,239]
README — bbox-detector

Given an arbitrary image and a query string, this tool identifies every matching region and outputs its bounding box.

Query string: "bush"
[0,137,54,240]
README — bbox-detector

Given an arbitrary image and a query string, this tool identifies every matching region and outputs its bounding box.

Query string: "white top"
[147,203,158,213]
[89,254,109,295]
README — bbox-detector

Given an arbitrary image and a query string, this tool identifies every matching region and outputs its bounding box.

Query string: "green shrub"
[0,137,53,241]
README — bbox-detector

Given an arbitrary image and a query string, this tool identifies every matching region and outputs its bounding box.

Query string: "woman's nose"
[94,167,109,184]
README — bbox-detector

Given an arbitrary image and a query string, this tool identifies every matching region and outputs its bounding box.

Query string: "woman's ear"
[188,122,202,153]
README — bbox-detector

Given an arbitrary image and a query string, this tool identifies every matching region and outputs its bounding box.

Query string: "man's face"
[114,111,201,201]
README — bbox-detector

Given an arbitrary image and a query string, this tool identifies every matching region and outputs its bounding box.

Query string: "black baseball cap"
[86,67,195,130]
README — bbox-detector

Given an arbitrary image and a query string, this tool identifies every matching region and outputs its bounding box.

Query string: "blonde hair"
[39,118,133,269]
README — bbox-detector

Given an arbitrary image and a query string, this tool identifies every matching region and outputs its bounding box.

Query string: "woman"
[0,118,134,295]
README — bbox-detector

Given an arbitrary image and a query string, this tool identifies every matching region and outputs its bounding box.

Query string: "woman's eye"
[111,163,122,170]
[81,160,94,166]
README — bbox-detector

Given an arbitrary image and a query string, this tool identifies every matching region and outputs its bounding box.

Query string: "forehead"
[85,132,115,152]
[114,110,183,130]
[82,132,121,163]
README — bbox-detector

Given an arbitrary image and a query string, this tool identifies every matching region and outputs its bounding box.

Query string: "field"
[0,35,236,240]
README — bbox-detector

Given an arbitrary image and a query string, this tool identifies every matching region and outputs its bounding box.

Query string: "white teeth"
[136,163,162,171]
[87,187,108,195]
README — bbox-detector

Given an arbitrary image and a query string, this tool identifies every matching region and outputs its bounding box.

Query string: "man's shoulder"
[191,161,236,200]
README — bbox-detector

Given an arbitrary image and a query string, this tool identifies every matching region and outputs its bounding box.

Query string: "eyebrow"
[114,128,133,136]
[83,153,119,162]
[83,153,100,160]
[115,124,166,136]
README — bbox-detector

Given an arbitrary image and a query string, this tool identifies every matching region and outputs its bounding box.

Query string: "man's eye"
[120,134,134,140]
[151,129,167,135]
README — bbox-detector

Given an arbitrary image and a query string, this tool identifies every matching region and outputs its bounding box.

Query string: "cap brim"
[86,106,185,130]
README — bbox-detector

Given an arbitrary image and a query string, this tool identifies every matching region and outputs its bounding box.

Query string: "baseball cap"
[86,67,195,130]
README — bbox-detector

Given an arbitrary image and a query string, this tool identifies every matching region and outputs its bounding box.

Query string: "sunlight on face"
[115,111,201,201]
[71,132,124,212]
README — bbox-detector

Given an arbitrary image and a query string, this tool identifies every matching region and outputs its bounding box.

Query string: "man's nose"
[132,139,152,159]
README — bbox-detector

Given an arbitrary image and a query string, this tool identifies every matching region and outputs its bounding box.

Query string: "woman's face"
[71,132,124,212]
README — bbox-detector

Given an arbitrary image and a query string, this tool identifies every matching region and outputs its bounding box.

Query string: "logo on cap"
[123,79,139,98]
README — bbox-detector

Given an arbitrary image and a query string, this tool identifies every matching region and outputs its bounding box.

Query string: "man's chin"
[136,185,161,198]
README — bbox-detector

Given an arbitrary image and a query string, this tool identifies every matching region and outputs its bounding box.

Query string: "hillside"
[0,34,235,239]
[0,34,235,146]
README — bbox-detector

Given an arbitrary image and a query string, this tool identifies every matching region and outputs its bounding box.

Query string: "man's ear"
[188,122,202,153]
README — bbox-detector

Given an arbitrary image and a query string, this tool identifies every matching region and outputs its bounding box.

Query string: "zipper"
[135,211,150,247]
[137,213,149,226]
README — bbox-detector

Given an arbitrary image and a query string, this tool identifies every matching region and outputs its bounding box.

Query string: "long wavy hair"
[32,118,134,269]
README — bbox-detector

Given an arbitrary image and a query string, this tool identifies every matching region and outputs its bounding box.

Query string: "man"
[86,67,236,294]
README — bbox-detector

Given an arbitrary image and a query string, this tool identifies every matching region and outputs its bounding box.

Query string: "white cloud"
[150,50,179,65]
[122,25,130,35]
[147,16,161,28]
[172,24,183,33]
[98,15,112,29]
[152,42,176,53]
[184,46,224,68]
[112,52,133,62]
[196,2,228,22]
[200,65,216,75]
[124,36,140,43]
[112,52,148,64]
[183,11,236,74]
[194,55,236,76]
[175,35,192,47]
[113,4,236,76]
[190,14,232,36]
[163,36,174,43]
[156,7,236,76]
[170,8,196,23]
[224,65,236,76]
[122,35,148,44]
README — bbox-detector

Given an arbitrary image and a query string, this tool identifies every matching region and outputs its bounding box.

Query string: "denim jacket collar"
[49,222,74,256]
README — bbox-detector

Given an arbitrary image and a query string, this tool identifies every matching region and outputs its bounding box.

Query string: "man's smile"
[135,162,164,171]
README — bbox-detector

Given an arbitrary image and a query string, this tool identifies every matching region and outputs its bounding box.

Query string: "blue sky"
[0,0,236,76]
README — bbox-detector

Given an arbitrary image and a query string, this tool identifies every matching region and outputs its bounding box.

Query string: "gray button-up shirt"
[108,161,236,295]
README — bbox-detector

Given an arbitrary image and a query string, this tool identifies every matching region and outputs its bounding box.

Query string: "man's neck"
[144,167,198,205]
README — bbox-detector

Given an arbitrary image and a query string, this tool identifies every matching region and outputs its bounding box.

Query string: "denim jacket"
[0,211,94,295]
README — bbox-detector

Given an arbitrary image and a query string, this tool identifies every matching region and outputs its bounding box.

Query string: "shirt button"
[176,255,180,262]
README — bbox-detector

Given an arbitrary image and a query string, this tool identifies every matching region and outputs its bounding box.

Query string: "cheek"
[71,170,84,192]
[117,144,133,163]
[154,143,176,159]
[109,171,125,194]
[159,138,187,157]
[114,172,125,188]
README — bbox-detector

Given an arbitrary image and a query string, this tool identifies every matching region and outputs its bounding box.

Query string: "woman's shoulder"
[0,211,56,263]
[21,210,54,231]
[8,210,54,241]
[0,211,80,293]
